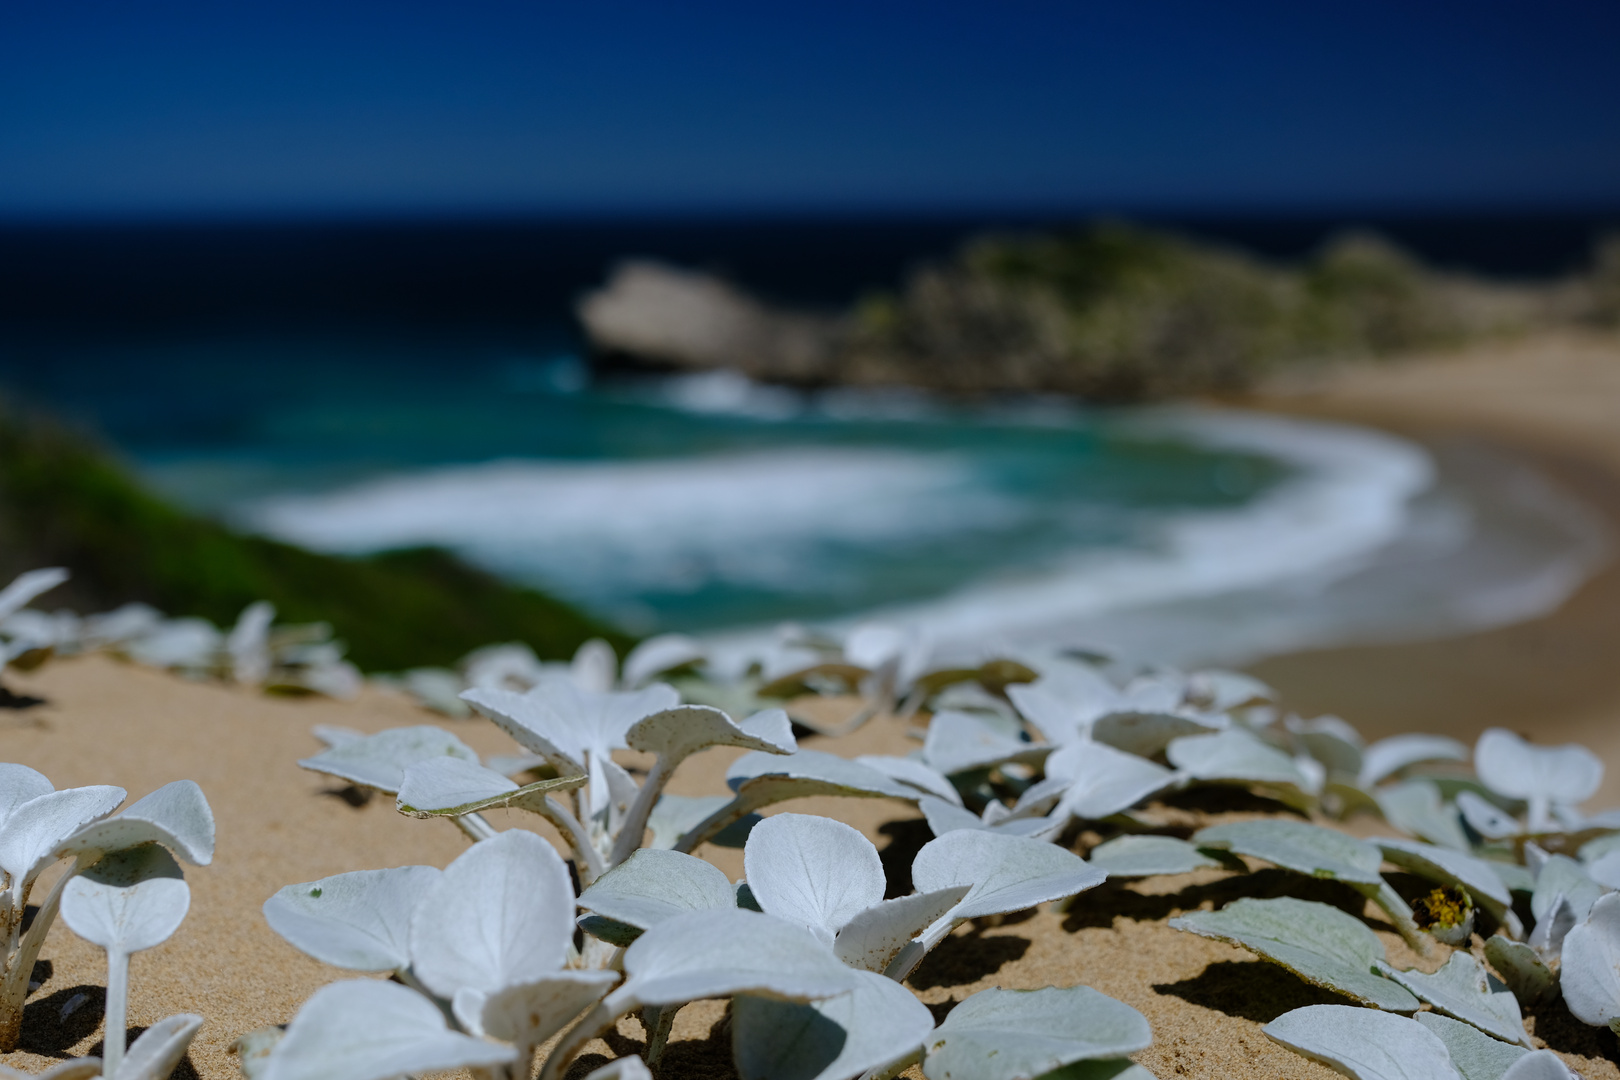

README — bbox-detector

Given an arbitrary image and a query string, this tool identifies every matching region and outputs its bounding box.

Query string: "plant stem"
[0,858,81,1052]
[454,813,498,842]
[527,797,605,885]
[643,1003,676,1072]
[103,947,129,1078]
[607,759,670,869]
[536,989,636,1080]
[1370,881,1432,956]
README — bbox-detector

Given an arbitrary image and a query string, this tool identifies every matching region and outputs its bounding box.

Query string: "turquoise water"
[128,357,1287,634]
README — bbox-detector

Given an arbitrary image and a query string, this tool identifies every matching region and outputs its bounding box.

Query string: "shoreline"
[1243,331,1620,804]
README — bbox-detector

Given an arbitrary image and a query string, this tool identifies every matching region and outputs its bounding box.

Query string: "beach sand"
[3,329,1620,1079]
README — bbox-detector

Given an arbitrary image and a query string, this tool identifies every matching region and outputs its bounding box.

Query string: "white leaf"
[1193,819,1383,885]
[0,784,125,890]
[1483,936,1559,1008]
[297,726,479,794]
[912,830,1104,922]
[854,755,962,806]
[1377,780,1472,851]
[1167,729,1309,789]
[227,601,276,685]
[1091,710,1222,758]
[1006,662,1119,744]
[921,985,1151,1080]
[623,634,705,688]
[577,848,735,931]
[1358,733,1469,788]
[734,968,935,1080]
[745,814,885,944]
[1287,715,1365,777]
[0,764,53,827]
[922,711,1049,776]
[726,751,921,804]
[1376,838,1517,932]
[262,866,441,972]
[261,979,516,1080]
[918,797,989,837]
[114,1012,203,1080]
[1476,729,1602,809]
[627,706,795,762]
[1047,742,1175,821]
[394,757,583,818]
[834,886,970,972]
[1457,791,1524,841]
[1500,1051,1582,1080]
[0,568,68,622]
[1088,835,1218,878]
[618,908,856,1008]
[58,779,215,866]
[1187,669,1275,712]
[1264,1005,1461,1080]
[571,638,618,693]
[452,969,618,1044]
[409,830,576,999]
[1169,897,1418,1011]
[1532,855,1605,924]
[1560,890,1620,1030]
[1414,1012,1529,1080]
[60,846,189,955]
[1375,952,1531,1047]
[647,794,738,850]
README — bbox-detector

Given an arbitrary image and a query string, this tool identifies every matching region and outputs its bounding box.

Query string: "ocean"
[1,214,1613,667]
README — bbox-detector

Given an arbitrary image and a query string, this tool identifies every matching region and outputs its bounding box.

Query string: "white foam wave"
[239,448,1025,598]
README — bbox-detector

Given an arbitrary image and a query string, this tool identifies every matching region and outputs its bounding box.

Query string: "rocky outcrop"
[577,260,843,384]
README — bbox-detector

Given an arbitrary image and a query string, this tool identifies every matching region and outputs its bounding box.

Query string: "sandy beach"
[3,329,1620,1080]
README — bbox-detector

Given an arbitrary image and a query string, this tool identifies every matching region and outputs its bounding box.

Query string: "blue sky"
[3,0,1618,218]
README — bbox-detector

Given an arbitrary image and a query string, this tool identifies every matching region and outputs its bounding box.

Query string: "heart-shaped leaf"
[854,755,962,805]
[1532,855,1605,925]
[733,968,935,1080]
[921,985,1151,1080]
[1377,780,1472,851]
[0,784,125,891]
[1287,715,1364,777]
[1091,710,1222,758]
[923,711,1050,776]
[60,846,190,955]
[1088,835,1219,878]
[297,726,479,794]
[1476,729,1602,826]
[1170,897,1418,1011]
[409,830,576,999]
[1415,1012,1530,1080]
[452,969,619,1044]
[1483,936,1559,1008]
[627,706,795,763]
[1559,890,1620,1031]
[261,979,517,1080]
[577,848,736,932]
[58,780,215,866]
[1168,729,1310,790]
[1006,663,1120,744]
[645,795,751,850]
[114,1012,203,1080]
[1046,742,1176,822]
[617,908,856,1008]
[1358,734,1469,788]
[1500,1051,1582,1080]
[1374,953,1531,1047]
[1193,819,1383,885]
[623,634,704,688]
[394,757,584,817]
[911,830,1105,922]
[744,814,885,945]
[1264,1005,1461,1080]
[0,765,53,827]
[833,886,971,972]
[262,866,442,972]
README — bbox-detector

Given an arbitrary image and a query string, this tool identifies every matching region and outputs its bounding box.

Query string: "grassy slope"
[0,411,632,671]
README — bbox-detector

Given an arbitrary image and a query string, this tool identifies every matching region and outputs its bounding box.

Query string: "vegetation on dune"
[843,223,1583,400]
[0,409,629,672]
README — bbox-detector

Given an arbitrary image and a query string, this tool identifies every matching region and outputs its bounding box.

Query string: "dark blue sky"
[3,0,1618,219]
